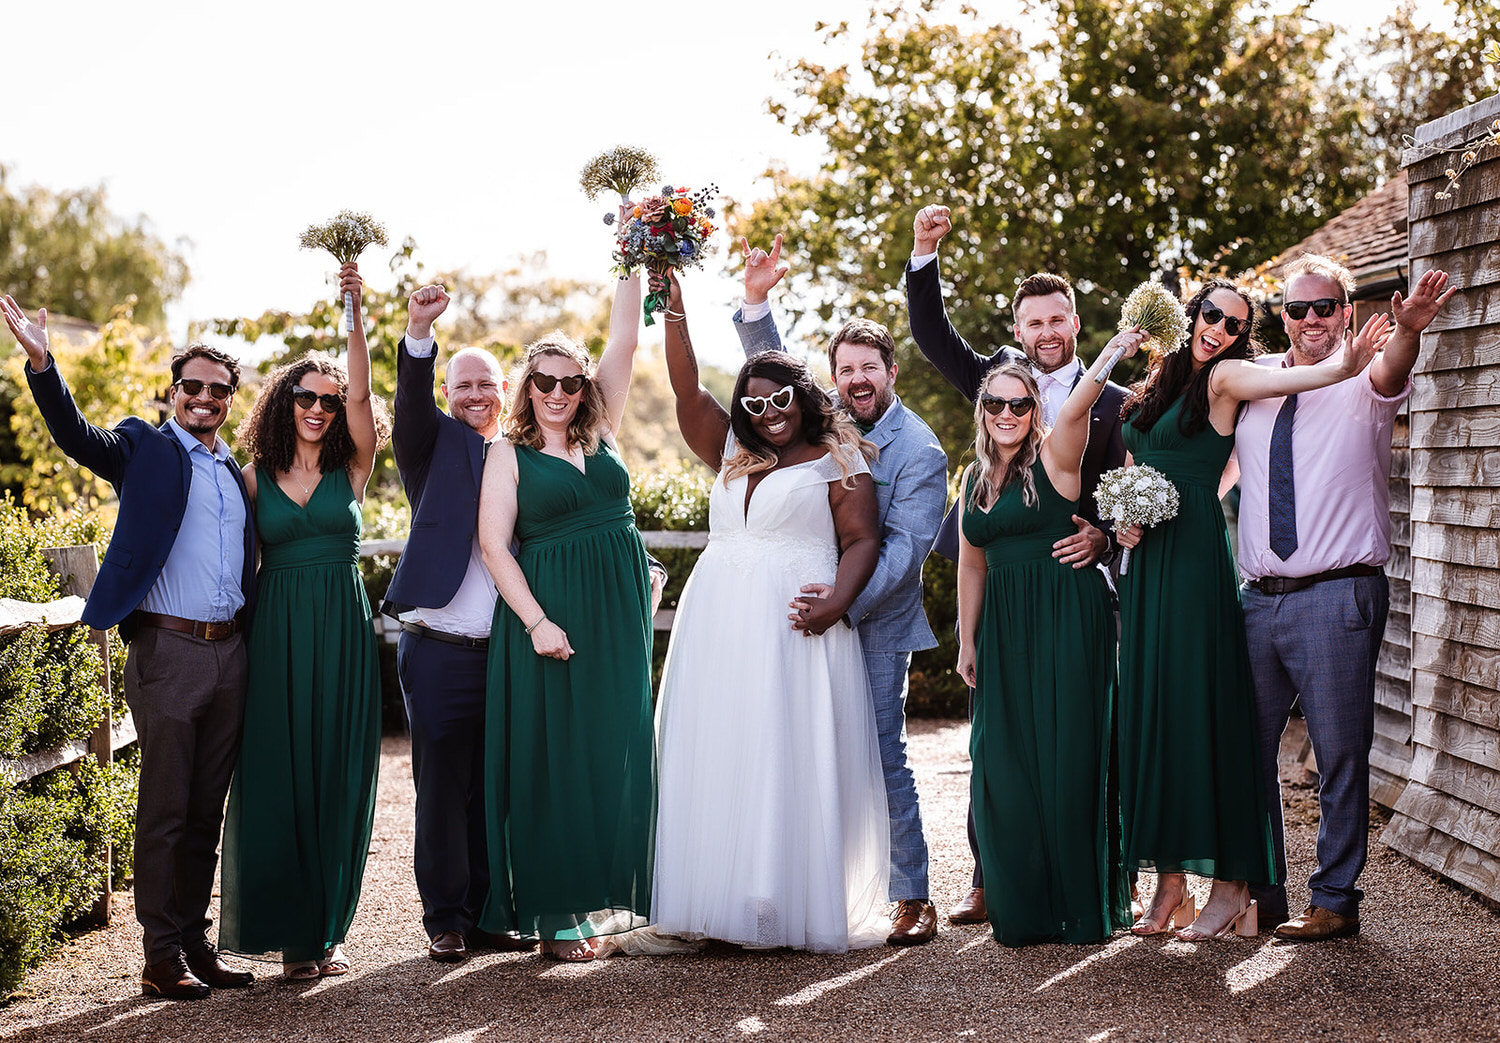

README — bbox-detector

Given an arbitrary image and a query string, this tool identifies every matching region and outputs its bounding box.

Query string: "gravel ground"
[3,718,1499,1043]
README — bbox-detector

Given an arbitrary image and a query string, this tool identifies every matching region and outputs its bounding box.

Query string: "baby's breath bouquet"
[580,145,661,213]
[610,184,719,325]
[1094,464,1180,574]
[1097,281,1190,384]
[299,210,388,332]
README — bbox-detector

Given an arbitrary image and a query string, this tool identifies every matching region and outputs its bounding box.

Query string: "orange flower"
[673,198,694,216]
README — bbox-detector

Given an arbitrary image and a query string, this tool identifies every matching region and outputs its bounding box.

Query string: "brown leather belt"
[1246,564,1382,596]
[400,620,490,649]
[133,610,242,641]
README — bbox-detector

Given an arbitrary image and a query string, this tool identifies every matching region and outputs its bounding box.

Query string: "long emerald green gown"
[963,461,1130,946]
[220,466,381,962]
[478,441,655,941]
[1117,395,1276,884]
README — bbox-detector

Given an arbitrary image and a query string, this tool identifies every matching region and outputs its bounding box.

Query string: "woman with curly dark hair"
[643,271,886,953]
[1115,279,1389,942]
[219,261,392,979]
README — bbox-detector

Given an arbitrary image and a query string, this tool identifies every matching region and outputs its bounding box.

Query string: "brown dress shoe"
[428,930,468,962]
[468,928,538,952]
[185,944,253,987]
[1274,904,1360,942]
[887,899,938,946]
[141,952,211,1000]
[948,887,987,925]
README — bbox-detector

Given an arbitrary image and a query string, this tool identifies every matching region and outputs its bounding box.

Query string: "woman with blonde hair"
[955,327,1142,946]
[474,272,653,962]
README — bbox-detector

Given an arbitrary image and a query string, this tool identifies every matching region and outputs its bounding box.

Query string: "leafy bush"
[632,462,711,531]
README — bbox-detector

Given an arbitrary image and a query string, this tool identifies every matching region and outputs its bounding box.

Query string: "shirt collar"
[166,417,232,462]
[1033,357,1083,386]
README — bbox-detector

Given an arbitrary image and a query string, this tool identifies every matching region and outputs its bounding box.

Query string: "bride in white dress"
[651,274,891,952]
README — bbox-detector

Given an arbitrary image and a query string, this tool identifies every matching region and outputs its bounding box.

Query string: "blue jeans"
[1243,574,1388,920]
[864,650,930,902]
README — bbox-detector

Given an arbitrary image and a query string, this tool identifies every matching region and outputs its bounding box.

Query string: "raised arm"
[592,268,644,438]
[393,283,452,481]
[1041,327,1145,501]
[340,262,378,499]
[904,206,1010,401]
[1369,268,1456,397]
[732,234,790,356]
[663,272,732,470]
[478,439,573,660]
[1211,313,1390,405]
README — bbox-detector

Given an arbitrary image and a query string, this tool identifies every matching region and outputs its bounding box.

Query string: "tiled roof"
[1268,170,1409,295]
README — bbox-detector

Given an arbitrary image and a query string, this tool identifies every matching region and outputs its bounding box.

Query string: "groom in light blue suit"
[732,237,948,945]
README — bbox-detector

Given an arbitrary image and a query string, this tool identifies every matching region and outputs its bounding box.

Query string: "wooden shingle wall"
[1371,399,1414,810]
[1386,93,1500,903]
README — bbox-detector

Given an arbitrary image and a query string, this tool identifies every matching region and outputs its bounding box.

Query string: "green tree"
[0,166,188,331]
[732,0,1378,457]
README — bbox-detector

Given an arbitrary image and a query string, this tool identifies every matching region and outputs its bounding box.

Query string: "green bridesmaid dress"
[1117,395,1276,884]
[220,466,382,962]
[478,441,655,941]
[963,460,1130,946]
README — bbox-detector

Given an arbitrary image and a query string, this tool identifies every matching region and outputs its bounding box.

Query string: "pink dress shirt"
[1235,350,1411,581]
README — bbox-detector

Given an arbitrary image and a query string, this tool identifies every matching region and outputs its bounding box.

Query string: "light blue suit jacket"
[733,308,947,653]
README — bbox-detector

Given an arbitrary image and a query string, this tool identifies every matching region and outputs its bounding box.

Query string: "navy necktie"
[1268,393,1298,560]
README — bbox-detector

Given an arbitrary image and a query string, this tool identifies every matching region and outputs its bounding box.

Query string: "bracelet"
[525,614,547,635]
[664,309,686,321]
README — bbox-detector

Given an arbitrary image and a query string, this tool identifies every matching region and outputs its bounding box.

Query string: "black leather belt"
[133,610,242,641]
[400,620,489,649]
[1246,564,1382,596]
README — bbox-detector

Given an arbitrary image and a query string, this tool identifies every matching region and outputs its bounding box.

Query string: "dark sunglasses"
[1283,297,1344,321]
[980,394,1036,417]
[1199,301,1251,337]
[174,378,234,401]
[530,372,587,395]
[292,385,344,412]
[740,385,795,416]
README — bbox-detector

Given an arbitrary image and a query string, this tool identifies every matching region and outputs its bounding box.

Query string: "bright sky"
[6,0,1408,367]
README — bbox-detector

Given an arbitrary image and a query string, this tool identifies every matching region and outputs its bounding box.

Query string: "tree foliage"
[0,166,188,331]
[730,0,1382,456]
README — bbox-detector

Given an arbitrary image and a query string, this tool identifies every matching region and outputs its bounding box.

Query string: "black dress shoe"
[141,952,211,1000]
[468,928,538,952]
[428,930,467,962]
[185,944,254,988]
[887,900,938,946]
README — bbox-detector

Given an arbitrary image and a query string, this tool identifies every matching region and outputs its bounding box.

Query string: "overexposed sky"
[6,0,1412,366]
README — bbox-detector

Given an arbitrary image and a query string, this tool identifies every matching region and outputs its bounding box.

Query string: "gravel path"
[3,718,1498,1042]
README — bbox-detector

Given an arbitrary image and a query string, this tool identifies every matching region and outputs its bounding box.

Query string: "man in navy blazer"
[3,296,257,1000]
[903,204,1130,926]
[732,240,948,946]
[381,283,519,963]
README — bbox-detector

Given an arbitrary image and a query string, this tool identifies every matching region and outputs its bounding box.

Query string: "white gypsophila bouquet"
[1094,464,1180,574]
[299,210,388,332]
[1096,280,1190,384]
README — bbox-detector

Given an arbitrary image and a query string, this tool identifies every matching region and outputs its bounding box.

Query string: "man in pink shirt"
[1238,253,1454,941]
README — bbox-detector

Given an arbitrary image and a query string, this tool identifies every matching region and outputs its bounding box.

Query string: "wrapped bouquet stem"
[1095,464,1180,574]
[299,211,388,332]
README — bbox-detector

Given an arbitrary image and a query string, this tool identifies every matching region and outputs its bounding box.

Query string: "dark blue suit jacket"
[381,338,487,615]
[905,258,1128,561]
[25,356,257,640]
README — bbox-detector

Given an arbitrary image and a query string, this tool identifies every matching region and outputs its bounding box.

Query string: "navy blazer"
[905,258,1128,560]
[381,338,488,616]
[25,356,257,640]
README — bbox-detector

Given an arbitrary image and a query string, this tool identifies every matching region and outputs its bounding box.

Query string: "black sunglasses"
[292,385,344,412]
[1283,297,1345,321]
[530,372,587,395]
[174,378,234,401]
[980,394,1036,417]
[740,385,795,416]
[1199,301,1251,337]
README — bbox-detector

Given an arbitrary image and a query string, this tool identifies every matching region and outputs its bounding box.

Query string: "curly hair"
[969,361,1043,511]
[1121,280,1259,437]
[503,333,607,454]
[234,350,391,476]
[724,350,874,487]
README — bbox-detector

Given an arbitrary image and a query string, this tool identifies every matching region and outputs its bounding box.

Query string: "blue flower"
[603,212,616,226]
[679,240,695,258]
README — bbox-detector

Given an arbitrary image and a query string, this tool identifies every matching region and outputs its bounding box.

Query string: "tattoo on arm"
[680,329,700,382]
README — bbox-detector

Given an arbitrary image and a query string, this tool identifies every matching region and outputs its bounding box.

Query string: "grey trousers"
[124,627,247,964]
[1243,574,1388,921]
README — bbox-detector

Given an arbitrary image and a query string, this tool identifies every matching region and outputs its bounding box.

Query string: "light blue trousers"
[864,650,930,902]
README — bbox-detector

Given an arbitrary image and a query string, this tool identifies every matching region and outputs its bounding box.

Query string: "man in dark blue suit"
[3,295,257,1001]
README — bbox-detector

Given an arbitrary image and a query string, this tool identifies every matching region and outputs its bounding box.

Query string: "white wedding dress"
[650,443,891,953]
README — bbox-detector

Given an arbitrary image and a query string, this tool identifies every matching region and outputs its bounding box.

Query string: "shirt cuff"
[738,299,772,322]
[909,252,938,271]
[403,333,437,357]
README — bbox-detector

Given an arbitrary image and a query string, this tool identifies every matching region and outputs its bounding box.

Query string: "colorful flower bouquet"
[612,185,719,325]
[1097,280,1189,384]
[1094,464,1180,574]
[299,210,387,332]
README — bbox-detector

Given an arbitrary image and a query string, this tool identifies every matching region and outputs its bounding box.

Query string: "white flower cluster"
[298,210,388,264]
[1118,281,1189,357]
[1094,464,1180,530]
